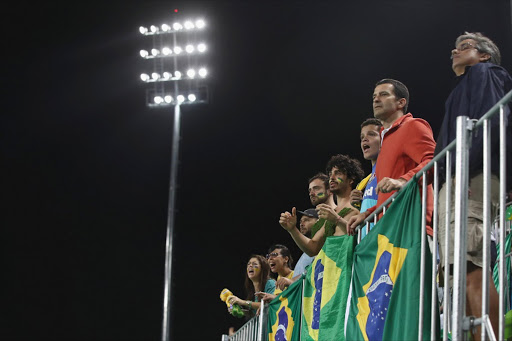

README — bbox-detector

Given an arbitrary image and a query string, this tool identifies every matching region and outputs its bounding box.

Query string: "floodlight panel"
[197,43,206,52]
[185,45,194,53]
[195,20,205,29]
[186,69,196,78]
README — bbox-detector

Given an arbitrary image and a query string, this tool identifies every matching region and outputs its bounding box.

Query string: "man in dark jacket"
[436,31,512,341]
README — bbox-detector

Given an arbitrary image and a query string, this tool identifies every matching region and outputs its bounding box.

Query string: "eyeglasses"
[454,42,477,53]
[266,252,280,259]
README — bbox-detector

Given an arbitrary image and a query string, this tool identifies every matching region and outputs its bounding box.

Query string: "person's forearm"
[288,227,322,256]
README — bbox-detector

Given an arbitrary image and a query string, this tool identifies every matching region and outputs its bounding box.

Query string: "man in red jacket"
[347,79,436,242]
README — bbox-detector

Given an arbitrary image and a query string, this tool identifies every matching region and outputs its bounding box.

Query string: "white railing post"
[452,116,471,340]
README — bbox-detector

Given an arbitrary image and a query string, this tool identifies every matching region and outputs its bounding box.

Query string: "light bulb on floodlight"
[150,25,159,33]
[177,95,185,103]
[187,69,196,78]
[152,72,160,80]
[154,96,164,104]
[198,68,207,77]
[151,48,160,56]
[184,21,195,29]
[197,43,206,53]
[185,45,194,53]
[172,22,183,30]
[188,94,196,102]
[164,95,173,103]
[161,24,171,32]
[174,71,182,79]
[140,50,149,58]
[195,20,205,29]
[173,46,182,54]
[139,26,148,34]
[162,47,172,55]
[140,73,150,81]
[162,72,171,80]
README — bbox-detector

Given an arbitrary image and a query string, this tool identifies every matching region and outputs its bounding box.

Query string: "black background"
[3,1,512,340]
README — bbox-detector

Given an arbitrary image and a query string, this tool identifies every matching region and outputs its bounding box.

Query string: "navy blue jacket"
[435,62,512,190]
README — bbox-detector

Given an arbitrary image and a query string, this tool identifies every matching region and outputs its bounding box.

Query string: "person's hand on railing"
[350,189,363,208]
[255,291,277,303]
[276,276,293,290]
[347,212,369,235]
[279,207,297,231]
[376,177,406,194]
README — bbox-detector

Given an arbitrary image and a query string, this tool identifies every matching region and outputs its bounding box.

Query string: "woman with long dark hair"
[228,255,276,316]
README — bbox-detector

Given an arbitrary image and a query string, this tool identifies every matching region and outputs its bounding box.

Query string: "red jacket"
[366,113,436,236]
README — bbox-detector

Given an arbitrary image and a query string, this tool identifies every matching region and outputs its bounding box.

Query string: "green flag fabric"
[346,181,439,341]
[493,231,511,309]
[267,275,303,341]
[302,235,355,341]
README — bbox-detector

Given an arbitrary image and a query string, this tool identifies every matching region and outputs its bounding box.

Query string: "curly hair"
[325,154,365,189]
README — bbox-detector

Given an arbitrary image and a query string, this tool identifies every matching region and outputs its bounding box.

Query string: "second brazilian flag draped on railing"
[346,181,439,341]
[302,235,355,341]
[267,275,303,341]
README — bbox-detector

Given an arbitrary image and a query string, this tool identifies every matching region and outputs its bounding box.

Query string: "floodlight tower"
[138,13,209,341]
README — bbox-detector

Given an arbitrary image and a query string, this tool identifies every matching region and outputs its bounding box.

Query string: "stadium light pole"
[138,13,209,341]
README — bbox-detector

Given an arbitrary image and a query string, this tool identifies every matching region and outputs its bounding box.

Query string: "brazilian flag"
[302,235,355,341]
[346,181,439,340]
[267,276,303,341]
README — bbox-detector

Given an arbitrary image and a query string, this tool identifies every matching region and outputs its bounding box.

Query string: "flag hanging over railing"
[267,275,303,341]
[302,235,355,341]
[346,181,439,341]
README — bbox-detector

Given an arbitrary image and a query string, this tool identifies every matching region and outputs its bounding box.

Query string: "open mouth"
[248,269,255,276]
[269,262,276,271]
[362,144,370,152]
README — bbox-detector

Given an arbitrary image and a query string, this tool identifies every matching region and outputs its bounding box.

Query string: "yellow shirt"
[273,271,294,295]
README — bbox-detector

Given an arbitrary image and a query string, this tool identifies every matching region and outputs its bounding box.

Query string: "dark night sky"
[3,1,512,340]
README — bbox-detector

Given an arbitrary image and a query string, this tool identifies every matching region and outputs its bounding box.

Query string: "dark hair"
[244,255,271,301]
[361,118,383,129]
[375,79,409,114]
[268,244,293,268]
[325,154,365,189]
[308,172,329,191]
[455,31,500,65]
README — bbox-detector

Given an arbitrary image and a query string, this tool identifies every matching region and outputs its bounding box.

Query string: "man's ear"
[397,98,406,110]
[479,53,491,62]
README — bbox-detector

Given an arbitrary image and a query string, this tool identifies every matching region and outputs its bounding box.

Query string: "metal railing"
[222,90,512,341]
[221,301,269,341]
